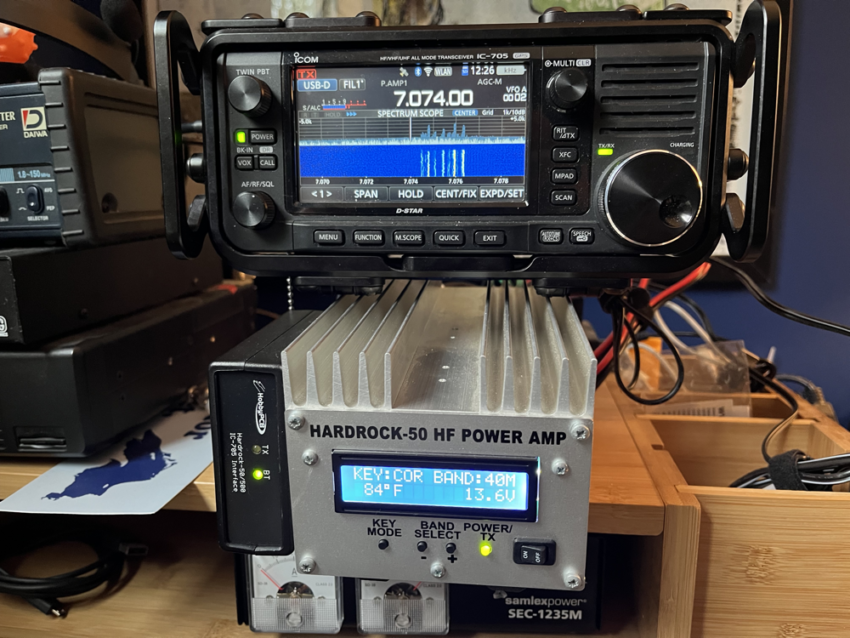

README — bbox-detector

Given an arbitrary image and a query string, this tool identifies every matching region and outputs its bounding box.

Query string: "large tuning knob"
[228,76,272,117]
[547,69,588,110]
[233,191,275,229]
[602,150,702,247]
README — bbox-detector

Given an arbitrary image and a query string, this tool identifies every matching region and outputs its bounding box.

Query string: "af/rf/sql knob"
[233,191,275,229]
[602,150,702,247]
[228,75,272,117]
[547,69,588,110]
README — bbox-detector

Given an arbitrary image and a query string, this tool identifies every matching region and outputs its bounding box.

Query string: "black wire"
[622,308,641,389]
[613,298,686,405]
[711,258,850,338]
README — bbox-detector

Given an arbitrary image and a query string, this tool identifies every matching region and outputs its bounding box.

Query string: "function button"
[249,129,277,144]
[389,186,433,201]
[479,186,525,201]
[235,155,255,171]
[553,126,579,141]
[551,168,578,184]
[300,186,343,202]
[25,186,43,213]
[550,190,577,206]
[345,186,389,202]
[539,228,564,244]
[314,229,344,245]
[353,230,384,245]
[394,230,425,246]
[552,147,578,163]
[434,186,478,201]
[570,228,595,244]
[258,155,277,170]
[474,230,506,246]
[417,541,428,552]
[517,544,547,565]
[434,230,465,246]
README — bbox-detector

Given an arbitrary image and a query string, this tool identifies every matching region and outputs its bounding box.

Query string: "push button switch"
[570,228,595,244]
[353,230,384,245]
[235,156,255,171]
[553,126,579,141]
[474,230,506,246]
[258,155,277,170]
[314,229,344,245]
[539,229,564,244]
[550,190,577,206]
[551,168,577,184]
[434,230,464,246]
[394,230,425,246]
[552,147,578,163]
[250,130,277,144]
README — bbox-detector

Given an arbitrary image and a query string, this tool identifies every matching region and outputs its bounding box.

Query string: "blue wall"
[587,1,850,425]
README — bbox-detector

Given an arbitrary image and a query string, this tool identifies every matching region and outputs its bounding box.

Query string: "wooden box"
[614,386,850,638]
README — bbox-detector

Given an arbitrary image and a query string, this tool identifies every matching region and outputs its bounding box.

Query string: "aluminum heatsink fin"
[550,296,598,417]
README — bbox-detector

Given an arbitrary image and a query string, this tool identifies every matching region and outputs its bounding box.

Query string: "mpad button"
[539,229,564,244]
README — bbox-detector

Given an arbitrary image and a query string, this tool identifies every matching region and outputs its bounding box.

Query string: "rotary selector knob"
[547,69,589,110]
[228,75,272,117]
[233,191,275,229]
[602,151,702,247]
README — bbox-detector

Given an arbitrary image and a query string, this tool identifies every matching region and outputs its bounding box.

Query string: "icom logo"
[21,107,48,138]
[253,380,267,435]
[294,52,319,64]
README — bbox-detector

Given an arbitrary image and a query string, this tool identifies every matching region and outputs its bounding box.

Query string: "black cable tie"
[767,449,810,491]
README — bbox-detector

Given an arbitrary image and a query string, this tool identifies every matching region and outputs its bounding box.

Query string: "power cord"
[0,530,147,617]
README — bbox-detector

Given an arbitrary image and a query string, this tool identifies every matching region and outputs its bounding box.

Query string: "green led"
[252,468,264,481]
[235,130,247,144]
[597,148,614,156]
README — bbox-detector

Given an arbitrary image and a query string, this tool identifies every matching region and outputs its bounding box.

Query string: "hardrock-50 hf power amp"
[155,2,780,286]
[0,68,164,247]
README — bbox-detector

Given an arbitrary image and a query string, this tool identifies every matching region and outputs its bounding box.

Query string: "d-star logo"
[21,107,46,132]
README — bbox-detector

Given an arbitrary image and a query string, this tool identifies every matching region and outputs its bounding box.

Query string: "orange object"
[0,22,38,64]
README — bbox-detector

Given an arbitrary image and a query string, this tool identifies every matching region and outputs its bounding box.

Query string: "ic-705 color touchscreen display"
[294,63,529,206]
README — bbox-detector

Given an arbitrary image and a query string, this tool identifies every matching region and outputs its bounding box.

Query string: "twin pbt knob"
[228,75,272,117]
[547,69,588,110]
[602,151,703,247]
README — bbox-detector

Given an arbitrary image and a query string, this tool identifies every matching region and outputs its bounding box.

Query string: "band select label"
[309,424,569,445]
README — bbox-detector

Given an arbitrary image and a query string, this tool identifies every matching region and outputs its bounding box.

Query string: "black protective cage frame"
[154,3,781,288]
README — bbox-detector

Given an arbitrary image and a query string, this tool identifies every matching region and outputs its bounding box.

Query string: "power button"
[25,186,44,213]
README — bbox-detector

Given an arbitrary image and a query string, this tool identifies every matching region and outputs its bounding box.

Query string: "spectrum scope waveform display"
[299,121,525,179]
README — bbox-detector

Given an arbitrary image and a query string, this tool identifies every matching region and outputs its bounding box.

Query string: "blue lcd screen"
[337,464,530,512]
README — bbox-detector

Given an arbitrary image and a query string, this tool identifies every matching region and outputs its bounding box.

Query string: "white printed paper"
[0,409,212,515]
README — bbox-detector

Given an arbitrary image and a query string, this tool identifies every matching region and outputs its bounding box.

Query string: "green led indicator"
[597,148,614,156]
[235,130,247,144]
[252,468,264,481]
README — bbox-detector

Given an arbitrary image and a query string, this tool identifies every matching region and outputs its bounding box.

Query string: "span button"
[345,186,389,202]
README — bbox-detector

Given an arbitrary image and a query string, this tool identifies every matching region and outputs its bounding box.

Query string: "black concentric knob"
[547,69,588,110]
[602,151,702,247]
[228,76,272,117]
[232,191,275,229]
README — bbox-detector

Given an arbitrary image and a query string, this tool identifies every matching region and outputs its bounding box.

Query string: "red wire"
[594,263,712,371]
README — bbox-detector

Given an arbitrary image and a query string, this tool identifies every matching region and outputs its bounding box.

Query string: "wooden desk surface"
[0,384,663,536]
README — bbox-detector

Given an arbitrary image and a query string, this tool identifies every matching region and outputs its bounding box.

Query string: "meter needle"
[261,568,281,589]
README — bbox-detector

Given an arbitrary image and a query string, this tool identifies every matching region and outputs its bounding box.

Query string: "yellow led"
[597,148,614,156]
[252,469,264,480]
[479,541,494,557]
[235,130,247,144]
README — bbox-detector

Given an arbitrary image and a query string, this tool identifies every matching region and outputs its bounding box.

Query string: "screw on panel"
[570,423,591,441]
[299,557,316,573]
[302,450,318,465]
[564,573,585,590]
[430,562,445,579]
[288,412,305,430]
[395,614,412,629]
[285,612,304,627]
[551,459,569,476]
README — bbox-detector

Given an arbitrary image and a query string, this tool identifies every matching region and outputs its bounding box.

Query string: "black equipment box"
[155,2,781,286]
[0,68,164,247]
[0,281,256,457]
[0,238,222,346]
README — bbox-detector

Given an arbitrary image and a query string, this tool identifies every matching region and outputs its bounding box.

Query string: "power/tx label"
[309,424,568,445]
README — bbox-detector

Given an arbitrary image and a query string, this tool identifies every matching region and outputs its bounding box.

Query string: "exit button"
[474,230,506,246]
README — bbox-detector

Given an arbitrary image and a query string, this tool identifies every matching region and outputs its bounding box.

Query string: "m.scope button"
[539,228,564,244]
[353,230,384,246]
[474,230,506,246]
[552,147,578,163]
[394,230,425,246]
[314,229,344,245]
[434,230,465,246]
[249,130,277,144]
